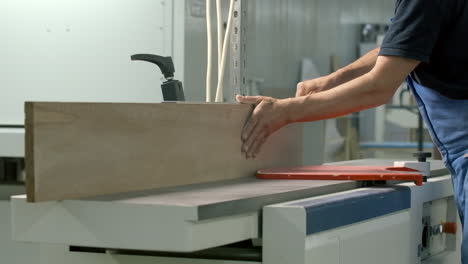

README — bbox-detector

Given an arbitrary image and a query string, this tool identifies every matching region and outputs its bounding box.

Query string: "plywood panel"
[26,102,302,202]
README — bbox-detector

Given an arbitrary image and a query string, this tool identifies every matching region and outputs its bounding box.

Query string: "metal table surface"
[10,159,449,253]
[11,178,359,252]
[69,159,446,220]
[80,178,358,221]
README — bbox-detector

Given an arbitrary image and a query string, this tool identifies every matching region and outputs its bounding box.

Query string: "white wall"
[0,0,173,125]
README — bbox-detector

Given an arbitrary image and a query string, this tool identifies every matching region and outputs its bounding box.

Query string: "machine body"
[10,160,461,264]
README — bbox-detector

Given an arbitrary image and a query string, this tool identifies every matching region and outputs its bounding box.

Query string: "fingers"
[241,104,265,158]
[242,105,269,158]
[242,129,267,159]
[240,96,265,141]
[241,116,257,141]
[243,124,263,155]
[295,82,305,97]
[236,95,264,105]
[242,101,265,142]
[250,134,267,158]
[296,80,323,97]
[237,96,277,159]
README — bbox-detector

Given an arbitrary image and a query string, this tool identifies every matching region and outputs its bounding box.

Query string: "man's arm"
[296,48,380,96]
[238,55,419,159]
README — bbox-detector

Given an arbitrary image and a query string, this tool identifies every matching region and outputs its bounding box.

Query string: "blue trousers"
[407,77,468,263]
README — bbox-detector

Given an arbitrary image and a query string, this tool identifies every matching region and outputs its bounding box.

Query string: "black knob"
[413,152,432,162]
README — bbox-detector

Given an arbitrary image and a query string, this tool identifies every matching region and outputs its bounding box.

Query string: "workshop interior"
[0,0,461,264]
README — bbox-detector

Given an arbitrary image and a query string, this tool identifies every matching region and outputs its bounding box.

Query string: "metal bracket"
[230,0,248,97]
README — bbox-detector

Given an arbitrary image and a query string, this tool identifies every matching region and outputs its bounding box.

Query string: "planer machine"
[11,158,461,264]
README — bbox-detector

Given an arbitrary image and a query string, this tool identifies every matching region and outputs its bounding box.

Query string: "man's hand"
[236,54,419,160]
[236,95,291,159]
[296,77,332,97]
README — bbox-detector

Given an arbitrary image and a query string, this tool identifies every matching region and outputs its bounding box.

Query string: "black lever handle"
[131,53,185,101]
[131,54,175,80]
[413,152,432,162]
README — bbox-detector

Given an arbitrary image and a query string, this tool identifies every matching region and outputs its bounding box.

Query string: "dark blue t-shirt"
[380,0,468,99]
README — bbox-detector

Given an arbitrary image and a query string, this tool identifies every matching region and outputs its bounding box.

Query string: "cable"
[215,0,235,103]
[205,0,213,102]
[216,0,223,68]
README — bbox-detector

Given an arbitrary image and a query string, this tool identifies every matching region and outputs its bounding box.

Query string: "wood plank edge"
[25,102,36,202]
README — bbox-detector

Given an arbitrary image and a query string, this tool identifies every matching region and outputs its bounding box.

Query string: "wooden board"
[25,102,303,202]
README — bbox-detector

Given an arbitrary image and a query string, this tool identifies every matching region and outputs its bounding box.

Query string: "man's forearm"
[325,47,380,89]
[286,54,417,123]
[288,73,385,123]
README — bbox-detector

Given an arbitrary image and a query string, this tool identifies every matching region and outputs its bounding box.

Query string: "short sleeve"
[379,0,448,63]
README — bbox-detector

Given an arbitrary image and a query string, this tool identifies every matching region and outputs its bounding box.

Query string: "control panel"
[420,197,458,260]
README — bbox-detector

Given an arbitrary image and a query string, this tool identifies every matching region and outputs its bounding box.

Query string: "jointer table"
[10,159,461,264]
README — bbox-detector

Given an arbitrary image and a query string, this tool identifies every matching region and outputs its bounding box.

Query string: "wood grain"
[26,102,303,202]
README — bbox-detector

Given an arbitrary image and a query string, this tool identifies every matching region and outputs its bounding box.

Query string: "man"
[237,0,468,261]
